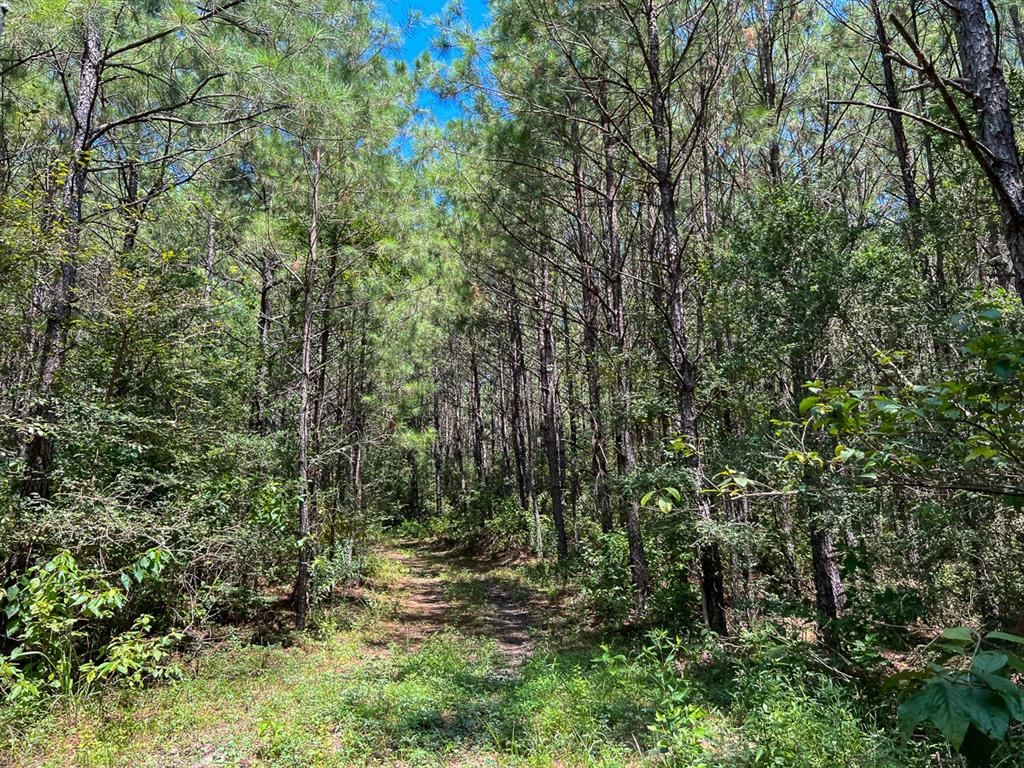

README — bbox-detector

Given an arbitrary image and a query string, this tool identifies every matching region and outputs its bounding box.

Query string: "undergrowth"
[4,541,1011,767]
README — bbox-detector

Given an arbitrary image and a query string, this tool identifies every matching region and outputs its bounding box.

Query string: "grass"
[0,542,986,768]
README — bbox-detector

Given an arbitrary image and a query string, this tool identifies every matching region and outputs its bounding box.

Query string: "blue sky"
[383,0,490,124]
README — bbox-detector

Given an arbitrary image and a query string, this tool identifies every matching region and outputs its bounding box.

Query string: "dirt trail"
[8,540,553,768]
[381,542,540,669]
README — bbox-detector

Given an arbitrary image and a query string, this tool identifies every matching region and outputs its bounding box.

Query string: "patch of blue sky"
[381,0,490,129]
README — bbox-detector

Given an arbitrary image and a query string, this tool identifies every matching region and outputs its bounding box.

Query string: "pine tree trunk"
[644,0,723,632]
[293,143,322,631]
[572,148,612,534]
[22,16,102,500]
[1009,4,1024,68]
[408,449,421,519]
[870,0,923,269]
[603,104,635,538]
[810,523,846,646]
[792,355,846,644]
[470,345,486,479]
[252,249,276,429]
[433,384,444,516]
[537,263,568,558]
[561,309,581,544]
[951,0,1024,299]
[508,295,530,510]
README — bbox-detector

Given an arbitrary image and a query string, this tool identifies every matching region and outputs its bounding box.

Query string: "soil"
[380,542,542,669]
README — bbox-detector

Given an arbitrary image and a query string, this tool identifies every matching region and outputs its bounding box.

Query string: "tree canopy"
[5,0,1024,764]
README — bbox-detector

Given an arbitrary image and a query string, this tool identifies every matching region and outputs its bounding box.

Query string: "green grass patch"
[2,546,995,768]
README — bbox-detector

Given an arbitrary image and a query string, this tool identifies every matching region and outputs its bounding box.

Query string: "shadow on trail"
[337,626,653,763]
[332,540,654,762]
[377,540,541,667]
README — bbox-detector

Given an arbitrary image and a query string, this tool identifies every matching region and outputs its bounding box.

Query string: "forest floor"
[4,541,650,768]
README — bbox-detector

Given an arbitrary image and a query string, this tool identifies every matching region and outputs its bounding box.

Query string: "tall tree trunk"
[509,294,530,510]
[121,160,141,254]
[22,16,102,500]
[469,344,486,480]
[293,143,321,631]
[810,523,846,645]
[252,249,276,430]
[603,103,636,537]
[1009,4,1024,68]
[312,250,339,442]
[947,0,1024,299]
[870,0,923,270]
[572,148,613,536]
[792,355,846,645]
[754,4,783,185]
[433,381,444,516]
[408,449,421,519]
[350,304,369,517]
[561,307,580,544]
[644,0,723,631]
[536,263,568,558]
[496,359,512,487]
[451,353,468,514]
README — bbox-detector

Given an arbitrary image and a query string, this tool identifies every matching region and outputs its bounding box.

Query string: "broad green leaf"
[941,627,974,644]
[899,678,972,748]
[972,652,1008,674]
[975,672,1024,721]
[798,395,818,414]
[964,686,1011,742]
[1004,653,1024,675]
[986,631,1024,645]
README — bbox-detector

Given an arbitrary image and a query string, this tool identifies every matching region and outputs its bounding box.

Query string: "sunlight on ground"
[4,545,934,768]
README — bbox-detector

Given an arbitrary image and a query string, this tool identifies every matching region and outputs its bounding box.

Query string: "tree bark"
[572,147,612,535]
[810,524,846,646]
[22,15,102,500]
[293,143,321,631]
[408,449,421,518]
[252,249,276,430]
[754,4,783,185]
[949,0,1024,299]
[469,344,486,479]
[869,0,923,269]
[792,355,846,645]
[602,102,637,538]
[509,293,531,510]
[433,381,444,516]
[1009,4,1024,68]
[644,0,723,632]
[536,262,568,558]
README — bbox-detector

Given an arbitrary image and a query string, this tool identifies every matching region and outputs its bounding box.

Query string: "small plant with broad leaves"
[0,549,181,701]
[640,485,682,514]
[893,626,1024,765]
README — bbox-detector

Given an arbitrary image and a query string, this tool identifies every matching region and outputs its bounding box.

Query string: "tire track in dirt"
[379,542,541,671]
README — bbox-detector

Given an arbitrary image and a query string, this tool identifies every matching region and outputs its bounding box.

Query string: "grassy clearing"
[0,543,975,768]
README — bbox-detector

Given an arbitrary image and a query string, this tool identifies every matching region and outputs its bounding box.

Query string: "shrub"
[578,532,635,625]
[0,549,181,701]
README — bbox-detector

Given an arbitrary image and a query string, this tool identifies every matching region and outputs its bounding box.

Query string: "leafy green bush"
[895,626,1024,766]
[0,549,181,701]
[578,532,635,625]
[482,495,535,553]
[311,539,363,600]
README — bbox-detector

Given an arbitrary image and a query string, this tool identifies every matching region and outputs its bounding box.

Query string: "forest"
[3,0,1024,765]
